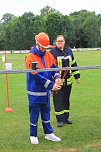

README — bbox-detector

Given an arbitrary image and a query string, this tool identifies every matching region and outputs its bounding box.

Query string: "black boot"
[57,122,64,127]
[66,119,72,124]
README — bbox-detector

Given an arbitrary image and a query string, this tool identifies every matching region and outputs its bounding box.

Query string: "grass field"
[0,50,101,152]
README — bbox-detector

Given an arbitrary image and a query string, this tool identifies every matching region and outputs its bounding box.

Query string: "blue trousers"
[29,102,53,137]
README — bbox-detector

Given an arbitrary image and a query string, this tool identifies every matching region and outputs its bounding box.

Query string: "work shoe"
[30,136,39,144]
[45,133,61,142]
[66,119,72,124]
[57,122,64,127]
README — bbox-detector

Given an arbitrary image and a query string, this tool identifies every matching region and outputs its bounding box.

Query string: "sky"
[0,0,101,20]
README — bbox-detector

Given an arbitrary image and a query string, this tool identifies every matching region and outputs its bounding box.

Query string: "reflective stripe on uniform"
[55,109,69,115]
[62,76,73,85]
[57,57,62,74]
[30,122,37,126]
[72,71,80,75]
[67,76,72,82]
[71,59,76,65]
[27,91,47,96]
[67,76,72,84]
[42,120,50,123]
[44,79,51,88]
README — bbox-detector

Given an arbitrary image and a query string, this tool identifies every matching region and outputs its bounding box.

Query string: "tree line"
[0,6,101,50]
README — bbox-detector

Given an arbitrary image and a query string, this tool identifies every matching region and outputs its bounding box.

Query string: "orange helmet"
[35,32,50,48]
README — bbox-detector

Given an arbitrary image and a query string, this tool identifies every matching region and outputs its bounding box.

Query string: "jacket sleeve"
[32,73,54,90]
[70,49,80,79]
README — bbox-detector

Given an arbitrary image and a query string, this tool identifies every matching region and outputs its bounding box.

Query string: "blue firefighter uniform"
[50,46,80,123]
[25,46,61,137]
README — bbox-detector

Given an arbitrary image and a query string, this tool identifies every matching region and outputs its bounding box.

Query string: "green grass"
[0,51,101,152]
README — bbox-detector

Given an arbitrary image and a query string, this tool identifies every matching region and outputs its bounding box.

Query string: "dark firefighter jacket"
[50,46,80,85]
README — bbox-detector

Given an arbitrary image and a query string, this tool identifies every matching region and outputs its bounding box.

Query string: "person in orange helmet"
[25,32,62,144]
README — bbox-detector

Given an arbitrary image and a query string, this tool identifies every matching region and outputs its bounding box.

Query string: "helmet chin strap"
[36,43,45,52]
[39,46,43,52]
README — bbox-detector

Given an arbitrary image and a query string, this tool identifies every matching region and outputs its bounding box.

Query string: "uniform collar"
[30,46,46,57]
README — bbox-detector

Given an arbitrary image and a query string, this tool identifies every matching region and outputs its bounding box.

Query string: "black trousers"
[53,84,72,123]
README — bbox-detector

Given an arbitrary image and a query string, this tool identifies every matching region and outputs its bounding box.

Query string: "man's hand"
[76,78,80,84]
[52,83,61,91]
[55,78,63,86]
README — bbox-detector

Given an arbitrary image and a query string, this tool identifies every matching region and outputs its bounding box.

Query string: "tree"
[32,15,46,34]
[70,10,97,47]
[0,8,100,49]
[83,12,99,47]
[0,13,15,49]
[16,12,35,49]
[60,15,75,46]
[1,13,14,23]
[97,14,101,47]
[40,5,59,17]
[0,24,5,49]
[45,13,62,44]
